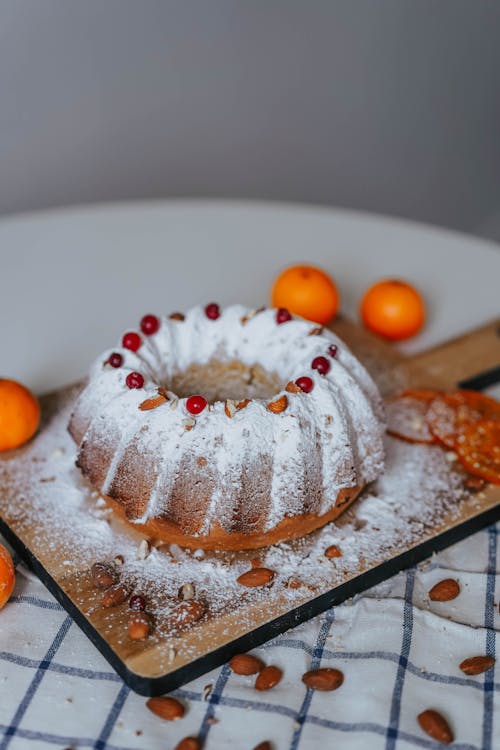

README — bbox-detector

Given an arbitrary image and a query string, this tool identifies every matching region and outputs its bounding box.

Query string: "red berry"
[296,376,314,393]
[126,372,144,389]
[108,352,123,368]
[205,303,220,320]
[311,356,330,375]
[122,332,142,352]
[140,314,160,335]
[129,594,147,611]
[186,395,208,415]
[276,308,292,324]
[328,344,338,358]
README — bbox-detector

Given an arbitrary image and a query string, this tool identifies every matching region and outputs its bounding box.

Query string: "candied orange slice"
[455,419,500,484]
[427,391,500,449]
[386,389,441,444]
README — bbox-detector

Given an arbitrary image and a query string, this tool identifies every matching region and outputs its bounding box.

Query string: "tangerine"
[0,379,40,452]
[0,544,15,609]
[360,279,425,340]
[271,265,339,325]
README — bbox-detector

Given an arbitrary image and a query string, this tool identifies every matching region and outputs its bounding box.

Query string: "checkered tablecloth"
[0,521,498,750]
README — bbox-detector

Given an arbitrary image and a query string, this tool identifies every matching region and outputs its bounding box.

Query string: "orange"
[271,265,340,325]
[0,379,40,452]
[360,279,425,340]
[0,543,15,609]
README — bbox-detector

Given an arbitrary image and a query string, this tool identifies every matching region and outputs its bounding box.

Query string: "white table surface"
[0,201,499,750]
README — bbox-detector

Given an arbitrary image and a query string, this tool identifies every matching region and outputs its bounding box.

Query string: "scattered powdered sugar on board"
[0,386,472,653]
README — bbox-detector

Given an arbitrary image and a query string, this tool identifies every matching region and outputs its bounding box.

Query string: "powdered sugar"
[0,385,471,652]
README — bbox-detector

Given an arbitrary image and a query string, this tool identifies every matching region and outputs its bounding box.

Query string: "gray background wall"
[1,0,500,240]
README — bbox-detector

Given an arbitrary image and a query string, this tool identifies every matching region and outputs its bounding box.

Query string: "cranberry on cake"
[68,304,385,550]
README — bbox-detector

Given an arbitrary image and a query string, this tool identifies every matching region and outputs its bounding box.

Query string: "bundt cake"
[69,304,385,550]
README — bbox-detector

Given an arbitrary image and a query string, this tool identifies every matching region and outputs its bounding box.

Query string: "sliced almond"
[101,584,130,608]
[236,398,251,410]
[224,399,237,418]
[325,545,342,559]
[255,665,282,691]
[136,538,151,560]
[286,578,302,589]
[428,578,460,602]
[146,695,185,721]
[302,667,344,691]
[459,655,495,675]
[139,393,167,411]
[169,312,185,321]
[267,395,288,414]
[229,653,264,675]
[113,554,125,566]
[183,417,195,431]
[308,326,323,336]
[165,600,206,630]
[237,567,275,587]
[128,611,152,640]
[285,381,302,394]
[464,476,487,492]
[91,562,118,589]
[417,709,453,744]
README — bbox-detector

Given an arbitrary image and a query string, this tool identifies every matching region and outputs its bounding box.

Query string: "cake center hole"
[167,359,283,403]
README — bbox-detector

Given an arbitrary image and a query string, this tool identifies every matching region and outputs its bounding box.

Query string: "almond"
[417,709,453,744]
[459,655,495,675]
[286,578,302,589]
[139,394,167,411]
[229,653,264,675]
[253,743,271,750]
[464,476,487,492]
[237,568,275,587]
[178,582,195,601]
[128,611,152,640]
[169,312,185,321]
[165,600,206,629]
[302,667,344,691]
[175,738,201,750]
[255,665,282,691]
[285,381,302,394]
[224,399,237,418]
[236,398,251,410]
[428,578,460,602]
[324,545,342,559]
[146,696,185,721]
[91,562,118,589]
[101,584,130,608]
[308,326,323,335]
[267,395,288,414]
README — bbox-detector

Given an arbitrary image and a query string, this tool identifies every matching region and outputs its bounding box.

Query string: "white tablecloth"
[0,520,498,750]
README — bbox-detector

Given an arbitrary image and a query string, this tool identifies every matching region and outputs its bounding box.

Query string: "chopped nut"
[136,539,151,560]
[178,582,195,600]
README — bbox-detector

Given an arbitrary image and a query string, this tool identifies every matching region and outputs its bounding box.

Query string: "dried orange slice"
[427,391,500,449]
[386,389,441,444]
[455,419,500,484]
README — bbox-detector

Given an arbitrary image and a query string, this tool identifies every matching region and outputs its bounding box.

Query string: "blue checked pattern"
[0,523,498,750]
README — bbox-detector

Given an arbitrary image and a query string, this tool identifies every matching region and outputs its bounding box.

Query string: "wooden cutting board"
[1,318,499,696]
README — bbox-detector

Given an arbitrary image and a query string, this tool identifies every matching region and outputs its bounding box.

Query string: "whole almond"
[459,655,495,675]
[267,395,288,414]
[91,562,118,589]
[237,568,275,587]
[165,600,206,629]
[146,696,185,721]
[253,743,271,750]
[175,738,201,750]
[128,611,152,640]
[325,545,342,559]
[285,381,302,394]
[417,709,453,744]
[255,665,282,691]
[139,394,167,411]
[302,667,344,691]
[428,579,460,602]
[101,584,130,608]
[229,653,264,675]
